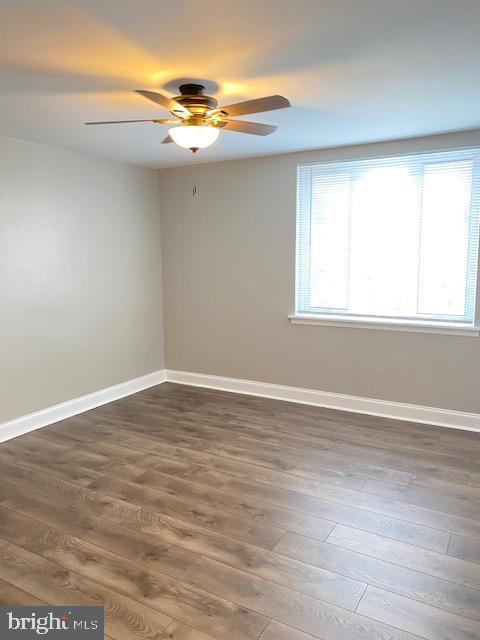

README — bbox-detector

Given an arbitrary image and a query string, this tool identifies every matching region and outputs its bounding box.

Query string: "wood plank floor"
[1,383,480,640]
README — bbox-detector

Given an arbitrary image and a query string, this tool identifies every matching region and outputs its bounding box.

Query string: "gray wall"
[0,137,164,422]
[159,130,480,413]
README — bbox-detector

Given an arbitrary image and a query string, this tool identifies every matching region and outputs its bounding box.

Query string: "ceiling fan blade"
[214,119,277,136]
[162,135,173,144]
[85,118,177,125]
[135,90,190,117]
[211,95,290,117]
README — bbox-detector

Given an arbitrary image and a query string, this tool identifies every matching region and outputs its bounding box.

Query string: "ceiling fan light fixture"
[86,86,290,156]
[169,124,219,151]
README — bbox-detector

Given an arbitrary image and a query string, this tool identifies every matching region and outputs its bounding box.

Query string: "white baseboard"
[166,370,480,432]
[1,367,478,443]
[0,369,167,443]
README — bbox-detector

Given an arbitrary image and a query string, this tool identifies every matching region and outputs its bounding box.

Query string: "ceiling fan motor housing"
[174,84,218,117]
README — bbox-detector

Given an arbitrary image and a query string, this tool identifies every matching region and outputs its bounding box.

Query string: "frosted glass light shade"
[169,125,219,150]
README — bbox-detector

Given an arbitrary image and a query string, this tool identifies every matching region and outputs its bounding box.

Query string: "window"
[294,148,480,333]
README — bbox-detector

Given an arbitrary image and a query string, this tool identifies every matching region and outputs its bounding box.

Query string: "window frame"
[292,147,480,336]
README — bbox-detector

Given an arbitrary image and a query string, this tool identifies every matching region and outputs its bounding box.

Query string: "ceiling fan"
[85,83,290,152]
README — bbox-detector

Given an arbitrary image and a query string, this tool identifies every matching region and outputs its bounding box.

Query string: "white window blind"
[296,148,480,326]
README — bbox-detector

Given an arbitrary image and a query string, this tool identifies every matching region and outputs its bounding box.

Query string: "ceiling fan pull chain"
[192,149,198,197]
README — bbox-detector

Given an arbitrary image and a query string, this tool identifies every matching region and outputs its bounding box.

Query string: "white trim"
[289,314,480,336]
[0,369,167,443]
[166,370,480,432]
[1,367,478,444]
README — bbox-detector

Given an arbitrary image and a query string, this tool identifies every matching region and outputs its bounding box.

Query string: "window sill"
[288,314,480,336]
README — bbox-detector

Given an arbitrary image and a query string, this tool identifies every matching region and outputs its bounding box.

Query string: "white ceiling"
[1,0,480,168]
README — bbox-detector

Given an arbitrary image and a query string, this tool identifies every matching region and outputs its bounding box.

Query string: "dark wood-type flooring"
[1,382,480,640]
